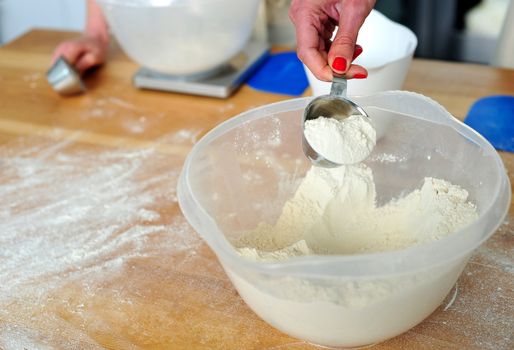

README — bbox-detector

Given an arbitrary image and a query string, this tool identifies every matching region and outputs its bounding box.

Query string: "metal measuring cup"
[46,56,86,96]
[302,76,369,167]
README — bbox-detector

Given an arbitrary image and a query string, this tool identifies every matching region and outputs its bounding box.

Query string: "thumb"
[328,2,369,74]
[328,31,355,74]
[51,41,85,67]
[75,52,100,74]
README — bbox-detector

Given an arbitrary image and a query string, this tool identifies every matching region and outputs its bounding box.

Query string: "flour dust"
[0,130,223,349]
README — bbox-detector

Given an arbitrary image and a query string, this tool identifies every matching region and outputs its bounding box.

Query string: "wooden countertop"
[0,30,512,349]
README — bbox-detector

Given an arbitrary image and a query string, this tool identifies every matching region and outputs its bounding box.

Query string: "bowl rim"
[178,93,511,278]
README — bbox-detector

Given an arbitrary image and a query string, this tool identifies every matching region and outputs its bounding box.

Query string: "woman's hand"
[51,0,109,75]
[51,35,108,74]
[289,0,375,81]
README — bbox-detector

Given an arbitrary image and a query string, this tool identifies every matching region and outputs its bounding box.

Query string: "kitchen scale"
[133,40,270,98]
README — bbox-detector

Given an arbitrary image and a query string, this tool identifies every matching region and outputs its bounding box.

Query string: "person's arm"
[51,0,109,74]
[289,0,375,81]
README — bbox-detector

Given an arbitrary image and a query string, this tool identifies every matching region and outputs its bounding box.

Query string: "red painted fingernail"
[354,73,367,79]
[353,46,363,60]
[332,57,347,71]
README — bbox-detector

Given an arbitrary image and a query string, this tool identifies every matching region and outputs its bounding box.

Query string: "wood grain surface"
[0,30,512,350]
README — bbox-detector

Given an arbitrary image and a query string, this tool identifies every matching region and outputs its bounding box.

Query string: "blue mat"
[464,95,514,152]
[247,52,309,96]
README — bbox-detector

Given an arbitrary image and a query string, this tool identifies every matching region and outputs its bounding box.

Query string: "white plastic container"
[97,0,260,75]
[178,92,510,348]
[305,10,418,96]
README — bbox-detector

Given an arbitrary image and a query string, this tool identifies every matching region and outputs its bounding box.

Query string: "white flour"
[237,165,478,259]
[304,115,376,164]
[0,131,208,349]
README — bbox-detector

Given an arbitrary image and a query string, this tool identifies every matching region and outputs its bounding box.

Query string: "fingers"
[299,47,334,82]
[352,44,363,60]
[344,44,368,78]
[75,52,102,74]
[328,0,374,75]
[51,40,86,66]
[290,1,334,81]
[345,64,368,79]
[51,36,107,75]
[297,42,334,82]
[290,0,374,81]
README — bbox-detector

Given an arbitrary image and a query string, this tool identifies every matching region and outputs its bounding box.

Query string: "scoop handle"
[330,76,347,98]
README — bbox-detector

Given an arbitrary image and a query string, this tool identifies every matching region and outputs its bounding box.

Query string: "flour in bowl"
[236,165,478,260]
[237,114,477,261]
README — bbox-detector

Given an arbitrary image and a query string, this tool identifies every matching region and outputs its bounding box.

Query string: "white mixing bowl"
[97,0,260,75]
[305,10,418,96]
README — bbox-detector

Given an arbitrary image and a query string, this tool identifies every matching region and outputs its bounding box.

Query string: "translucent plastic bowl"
[177,91,510,348]
[97,0,260,75]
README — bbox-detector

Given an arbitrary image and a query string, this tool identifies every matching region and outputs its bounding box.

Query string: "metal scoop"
[46,56,86,96]
[302,76,369,168]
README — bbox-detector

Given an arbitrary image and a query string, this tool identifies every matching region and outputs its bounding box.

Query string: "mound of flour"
[236,165,478,260]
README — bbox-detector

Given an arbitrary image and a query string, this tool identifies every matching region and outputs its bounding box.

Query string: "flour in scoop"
[304,115,376,164]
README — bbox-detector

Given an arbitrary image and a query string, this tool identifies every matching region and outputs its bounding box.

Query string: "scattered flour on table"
[0,132,205,298]
[0,131,208,349]
[304,115,376,164]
